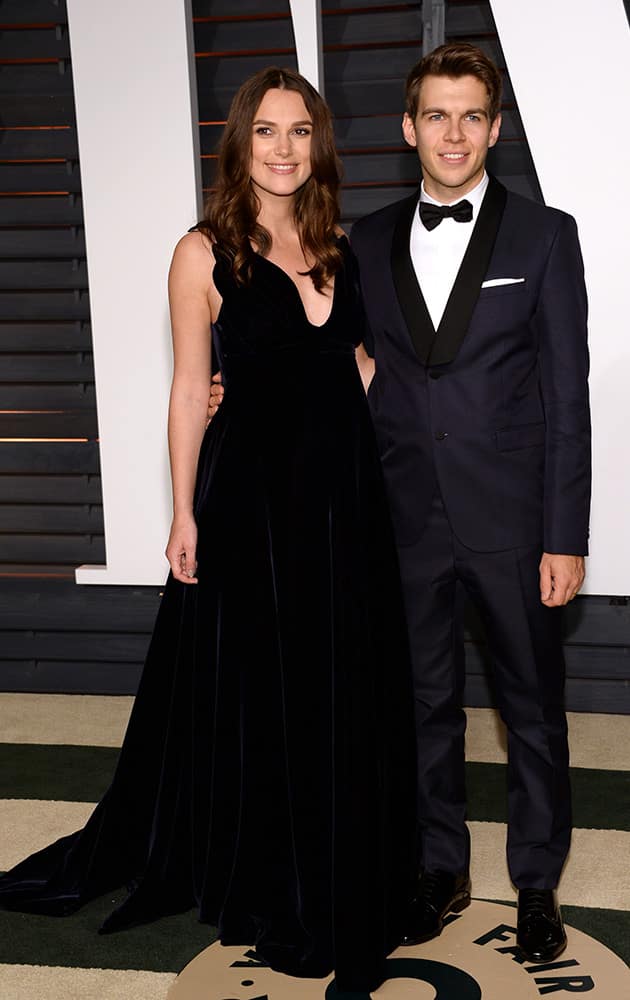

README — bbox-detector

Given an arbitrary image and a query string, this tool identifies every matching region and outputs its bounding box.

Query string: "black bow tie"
[419,199,473,231]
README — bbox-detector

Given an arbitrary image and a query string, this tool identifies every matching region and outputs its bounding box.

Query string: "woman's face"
[250,88,313,198]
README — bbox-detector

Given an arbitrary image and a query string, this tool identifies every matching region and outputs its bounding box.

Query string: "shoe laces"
[421,871,443,894]
[418,870,447,910]
[520,889,552,919]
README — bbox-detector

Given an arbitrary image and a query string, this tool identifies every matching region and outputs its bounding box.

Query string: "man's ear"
[488,112,502,149]
[402,112,418,148]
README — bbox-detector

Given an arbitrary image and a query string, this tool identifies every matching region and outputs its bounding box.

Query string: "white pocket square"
[482,277,526,288]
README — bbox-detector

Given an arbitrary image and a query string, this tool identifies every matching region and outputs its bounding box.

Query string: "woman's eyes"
[253,127,312,136]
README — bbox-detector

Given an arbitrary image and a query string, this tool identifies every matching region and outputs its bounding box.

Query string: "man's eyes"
[426,114,482,123]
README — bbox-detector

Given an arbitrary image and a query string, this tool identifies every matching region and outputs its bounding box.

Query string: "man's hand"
[207,372,224,422]
[539,553,585,607]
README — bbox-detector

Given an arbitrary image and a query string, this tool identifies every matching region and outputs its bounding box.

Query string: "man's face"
[402,73,501,202]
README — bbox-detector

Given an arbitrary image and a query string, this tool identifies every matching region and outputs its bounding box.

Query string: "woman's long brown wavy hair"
[201,67,343,291]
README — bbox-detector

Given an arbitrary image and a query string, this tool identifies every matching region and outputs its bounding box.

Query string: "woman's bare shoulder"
[172,228,216,266]
[169,229,218,294]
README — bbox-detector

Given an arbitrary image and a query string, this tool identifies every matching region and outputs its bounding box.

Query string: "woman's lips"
[266,163,298,174]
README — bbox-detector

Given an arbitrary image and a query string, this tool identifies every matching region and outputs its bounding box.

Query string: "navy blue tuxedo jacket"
[351,176,591,554]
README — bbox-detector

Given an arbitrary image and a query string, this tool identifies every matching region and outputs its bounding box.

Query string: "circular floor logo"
[168,901,629,999]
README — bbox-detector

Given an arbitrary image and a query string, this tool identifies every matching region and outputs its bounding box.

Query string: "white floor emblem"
[168,900,629,998]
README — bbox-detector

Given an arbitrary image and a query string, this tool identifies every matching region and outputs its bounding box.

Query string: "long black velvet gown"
[0,237,416,993]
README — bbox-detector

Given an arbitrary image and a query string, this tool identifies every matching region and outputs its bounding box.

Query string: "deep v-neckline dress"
[0,236,417,993]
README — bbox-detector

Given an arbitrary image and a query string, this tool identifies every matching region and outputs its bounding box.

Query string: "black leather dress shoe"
[401,870,471,945]
[517,889,567,962]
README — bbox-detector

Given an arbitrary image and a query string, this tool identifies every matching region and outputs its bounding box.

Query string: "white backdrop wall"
[71,1,629,594]
[490,0,630,594]
[289,0,324,92]
[67,0,202,585]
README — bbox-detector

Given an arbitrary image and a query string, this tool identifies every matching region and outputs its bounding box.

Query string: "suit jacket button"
[435,431,448,441]
[429,371,443,380]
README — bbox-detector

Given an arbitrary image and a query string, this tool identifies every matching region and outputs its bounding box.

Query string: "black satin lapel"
[429,176,508,366]
[390,192,435,365]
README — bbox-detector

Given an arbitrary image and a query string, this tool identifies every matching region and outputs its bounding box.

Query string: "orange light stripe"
[0,22,59,30]
[342,180,417,189]
[0,224,77,231]
[0,158,66,164]
[333,103,513,121]
[195,47,295,58]
[341,145,410,155]
[334,112,413,120]
[0,190,70,196]
[193,12,289,23]
[0,437,88,442]
[322,3,417,14]
[0,572,76,579]
[325,38,420,52]
[202,181,418,194]
[0,57,60,65]
[0,126,70,131]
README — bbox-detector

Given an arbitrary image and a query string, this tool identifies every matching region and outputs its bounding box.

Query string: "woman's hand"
[207,372,224,423]
[166,513,199,584]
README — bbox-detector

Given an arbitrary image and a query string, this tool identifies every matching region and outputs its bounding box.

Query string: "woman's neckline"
[256,234,346,330]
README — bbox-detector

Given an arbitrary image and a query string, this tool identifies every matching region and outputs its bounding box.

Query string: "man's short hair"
[405,42,503,123]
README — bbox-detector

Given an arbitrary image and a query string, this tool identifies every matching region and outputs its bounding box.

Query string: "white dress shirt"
[410,172,489,330]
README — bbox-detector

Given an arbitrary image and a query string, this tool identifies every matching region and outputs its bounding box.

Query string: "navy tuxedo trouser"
[396,490,571,889]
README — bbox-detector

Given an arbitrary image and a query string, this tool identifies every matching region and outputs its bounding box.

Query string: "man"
[349,43,590,963]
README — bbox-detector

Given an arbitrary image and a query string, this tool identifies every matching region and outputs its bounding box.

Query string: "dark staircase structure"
[0,1,627,709]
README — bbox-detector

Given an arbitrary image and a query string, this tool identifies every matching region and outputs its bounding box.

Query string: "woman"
[0,68,416,992]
